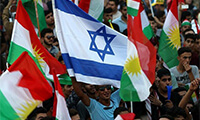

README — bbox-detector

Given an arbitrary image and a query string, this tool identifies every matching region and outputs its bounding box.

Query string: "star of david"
[87,26,116,61]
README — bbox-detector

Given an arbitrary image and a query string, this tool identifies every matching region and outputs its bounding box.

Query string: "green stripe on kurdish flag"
[20,0,46,31]
[0,91,20,119]
[158,0,180,68]
[127,0,140,16]
[120,70,140,101]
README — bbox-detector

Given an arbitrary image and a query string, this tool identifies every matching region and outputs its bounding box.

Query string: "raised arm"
[71,77,90,106]
[179,78,199,109]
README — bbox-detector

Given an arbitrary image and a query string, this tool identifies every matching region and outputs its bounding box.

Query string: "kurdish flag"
[7,0,66,81]
[127,0,141,16]
[53,0,148,88]
[20,0,46,31]
[0,52,53,119]
[52,70,71,120]
[158,0,180,68]
[78,0,104,22]
[120,3,156,101]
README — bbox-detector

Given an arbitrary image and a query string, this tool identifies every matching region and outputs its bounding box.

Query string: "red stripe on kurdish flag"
[15,0,66,75]
[8,52,53,101]
[78,0,91,13]
[128,4,156,84]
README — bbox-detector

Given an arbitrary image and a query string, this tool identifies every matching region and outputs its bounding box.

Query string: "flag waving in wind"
[120,3,156,101]
[0,52,52,119]
[158,0,180,68]
[8,0,66,81]
[53,0,148,88]
[52,69,71,120]
[78,0,104,22]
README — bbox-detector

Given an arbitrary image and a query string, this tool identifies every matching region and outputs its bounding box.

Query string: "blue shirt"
[85,89,121,120]
[113,17,127,33]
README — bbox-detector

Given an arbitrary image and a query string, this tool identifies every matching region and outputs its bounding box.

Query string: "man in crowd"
[40,28,59,57]
[113,2,127,33]
[72,77,121,120]
[170,47,199,87]
[106,0,121,20]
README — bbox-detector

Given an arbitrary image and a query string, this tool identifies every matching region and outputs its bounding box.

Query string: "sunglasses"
[98,85,111,91]
[46,35,55,39]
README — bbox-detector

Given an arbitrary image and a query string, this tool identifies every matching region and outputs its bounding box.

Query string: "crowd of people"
[0,0,199,120]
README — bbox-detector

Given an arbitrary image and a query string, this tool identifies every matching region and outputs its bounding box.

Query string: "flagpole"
[148,0,154,17]
[34,0,41,38]
[130,101,133,113]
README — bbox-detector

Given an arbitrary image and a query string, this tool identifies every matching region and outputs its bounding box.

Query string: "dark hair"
[148,16,155,21]
[104,7,113,14]
[157,68,171,79]
[178,47,192,56]
[44,10,53,16]
[119,2,126,10]
[181,11,191,22]
[27,107,47,120]
[182,28,195,37]
[159,114,174,120]
[196,33,200,39]
[109,0,119,6]
[114,107,128,118]
[173,87,187,93]
[168,107,187,119]
[69,108,79,117]
[184,33,196,41]
[40,116,55,120]
[41,28,53,38]
[43,97,54,112]
[155,11,165,19]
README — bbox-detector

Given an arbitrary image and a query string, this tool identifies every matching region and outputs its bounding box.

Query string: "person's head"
[69,109,80,120]
[103,7,113,24]
[28,107,48,120]
[41,28,54,46]
[184,33,195,48]
[177,47,192,66]
[155,10,166,23]
[157,68,172,92]
[195,34,200,48]
[173,87,187,97]
[44,10,54,26]
[182,28,195,37]
[96,85,112,100]
[181,20,191,33]
[114,107,129,119]
[43,97,54,117]
[82,83,96,98]
[168,107,187,120]
[181,11,192,22]
[184,0,193,5]
[148,16,157,33]
[119,2,127,19]
[106,0,119,13]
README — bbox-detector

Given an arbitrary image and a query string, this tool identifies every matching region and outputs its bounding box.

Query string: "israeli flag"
[53,0,128,87]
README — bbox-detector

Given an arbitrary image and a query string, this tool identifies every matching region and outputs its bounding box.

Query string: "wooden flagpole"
[34,0,41,38]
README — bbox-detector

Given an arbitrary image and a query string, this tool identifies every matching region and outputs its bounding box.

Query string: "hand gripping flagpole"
[34,0,41,38]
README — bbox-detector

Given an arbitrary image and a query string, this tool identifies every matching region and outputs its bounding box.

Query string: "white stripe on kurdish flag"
[12,20,53,80]
[75,73,120,88]
[11,20,33,55]
[127,0,140,10]
[0,71,41,115]
[56,10,127,66]
[163,10,179,34]
[88,0,103,19]
[56,91,71,119]
[140,10,150,30]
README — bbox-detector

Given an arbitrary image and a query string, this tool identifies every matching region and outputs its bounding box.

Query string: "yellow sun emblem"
[124,55,141,77]
[33,45,45,68]
[17,100,41,119]
[167,24,181,50]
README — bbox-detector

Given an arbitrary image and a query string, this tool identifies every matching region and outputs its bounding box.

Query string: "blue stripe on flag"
[62,53,123,80]
[55,0,98,23]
